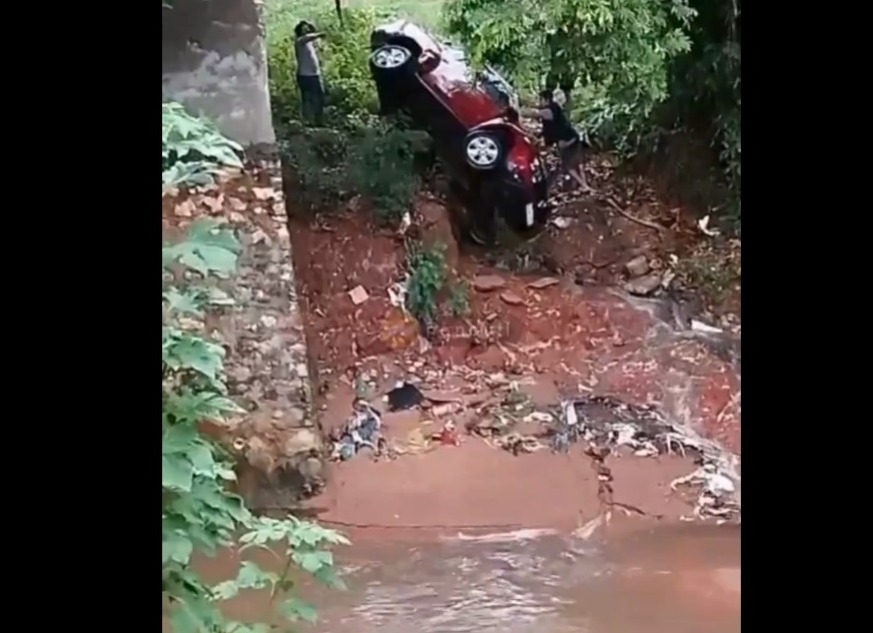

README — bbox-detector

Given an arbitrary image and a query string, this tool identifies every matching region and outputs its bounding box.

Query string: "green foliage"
[266,3,381,127]
[264,3,430,222]
[406,242,447,326]
[280,118,429,223]
[162,101,347,632]
[163,102,243,191]
[449,279,470,317]
[668,0,741,220]
[445,0,695,150]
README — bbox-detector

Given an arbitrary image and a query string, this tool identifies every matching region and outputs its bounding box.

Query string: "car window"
[479,66,519,111]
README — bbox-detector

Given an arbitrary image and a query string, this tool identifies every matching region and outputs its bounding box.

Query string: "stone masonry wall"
[162,0,275,146]
[163,160,324,510]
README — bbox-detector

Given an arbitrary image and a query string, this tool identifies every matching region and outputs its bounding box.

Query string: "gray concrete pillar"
[162,0,276,146]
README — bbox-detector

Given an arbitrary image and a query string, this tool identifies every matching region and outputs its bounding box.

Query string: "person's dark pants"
[296,74,325,124]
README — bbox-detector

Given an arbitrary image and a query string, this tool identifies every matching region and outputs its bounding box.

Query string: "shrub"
[280,118,430,224]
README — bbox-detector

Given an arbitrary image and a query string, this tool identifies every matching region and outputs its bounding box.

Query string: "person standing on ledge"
[522,89,593,193]
[294,21,326,125]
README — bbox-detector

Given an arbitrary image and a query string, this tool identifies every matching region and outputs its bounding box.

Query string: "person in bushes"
[522,89,593,193]
[294,20,326,124]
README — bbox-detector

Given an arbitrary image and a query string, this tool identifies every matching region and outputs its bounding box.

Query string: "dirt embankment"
[287,155,741,535]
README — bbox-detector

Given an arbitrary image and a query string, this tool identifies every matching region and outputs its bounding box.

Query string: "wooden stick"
[603,196,667,233]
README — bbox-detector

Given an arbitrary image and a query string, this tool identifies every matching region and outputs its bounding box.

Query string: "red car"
[369,20,551,242]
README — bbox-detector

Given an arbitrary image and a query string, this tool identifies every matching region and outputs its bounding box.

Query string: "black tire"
[370,44,414,115]
[369,44,414,76]
[463,131,505,171]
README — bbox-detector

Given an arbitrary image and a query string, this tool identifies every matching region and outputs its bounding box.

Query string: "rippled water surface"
[310,524,740,633]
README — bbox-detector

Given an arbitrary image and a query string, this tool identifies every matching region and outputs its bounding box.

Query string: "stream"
[199,523,740,633]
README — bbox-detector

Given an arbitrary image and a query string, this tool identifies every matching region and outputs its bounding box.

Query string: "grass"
[266,0,447,31]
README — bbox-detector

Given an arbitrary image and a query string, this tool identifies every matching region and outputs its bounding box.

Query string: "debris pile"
[329,403,383,461]
[548,395,741,522]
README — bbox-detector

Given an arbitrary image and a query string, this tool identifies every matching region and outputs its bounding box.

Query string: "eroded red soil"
[289,160,740,531]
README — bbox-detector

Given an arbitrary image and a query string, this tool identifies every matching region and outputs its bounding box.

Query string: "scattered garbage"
[387,381,424,411]
[435,421,461,446]
[387,280,407,311]
[697,215,721,237]
[547,395,741,522]
[330,403,383,461]
[348,285,369,305]
[432,401,463,417]
[551,216,573,229]
[690,319,724,335]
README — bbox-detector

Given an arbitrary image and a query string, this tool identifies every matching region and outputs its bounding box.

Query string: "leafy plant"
[280,118,429,222]
[163,102,243,190]
[444,0,695,151]
[405,242,447,327]
[162,101,347,632]
[449,280,470,317]
[667,0,741,222]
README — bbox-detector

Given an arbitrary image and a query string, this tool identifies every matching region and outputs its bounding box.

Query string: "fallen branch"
[603,196,667,233]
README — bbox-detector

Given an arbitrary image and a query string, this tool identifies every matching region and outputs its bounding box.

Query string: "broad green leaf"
[281,597,319,624]
[163,531,194,565]
[162,454,194,492]
[292,550,333,574]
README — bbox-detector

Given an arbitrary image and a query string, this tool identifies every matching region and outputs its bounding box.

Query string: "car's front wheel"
[369,44,413,73]
[464,132,504,170]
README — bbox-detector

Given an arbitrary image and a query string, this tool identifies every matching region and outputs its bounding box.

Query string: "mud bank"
[289,184,740,532]
[162,157,325,508]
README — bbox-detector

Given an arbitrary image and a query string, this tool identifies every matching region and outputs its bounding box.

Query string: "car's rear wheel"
[464,132,504,170]
[370,44,413,72]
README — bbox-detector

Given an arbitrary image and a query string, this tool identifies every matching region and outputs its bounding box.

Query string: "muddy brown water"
[193,523,739,633]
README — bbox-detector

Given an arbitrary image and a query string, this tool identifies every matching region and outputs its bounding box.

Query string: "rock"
[348,285,369,305]
[473,275,506,292]
[356,309,420,357]
[282,429,322,456]
[624,273,662,296]
[500,290,525,305]
[420,389,464,403]
[298,456,324,480]
[174,199,196,217]
[286,407,307,426]
[528,277,560,289]
[624,255,650,278]
[229,365,253,383]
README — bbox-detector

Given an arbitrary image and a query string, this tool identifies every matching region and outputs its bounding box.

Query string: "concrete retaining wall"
[162,0,275,146]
